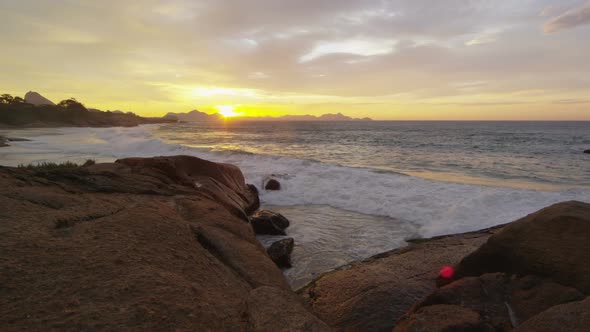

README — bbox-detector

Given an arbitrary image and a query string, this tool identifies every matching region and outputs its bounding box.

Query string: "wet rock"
[455,201,590,294]
[584,149,590,154]
[267,238,294,268]
[265,178,281,190]
[250,210,290,235]
[0,135,8,147]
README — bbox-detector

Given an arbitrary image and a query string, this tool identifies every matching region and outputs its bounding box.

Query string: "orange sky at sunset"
[2,1,590,120]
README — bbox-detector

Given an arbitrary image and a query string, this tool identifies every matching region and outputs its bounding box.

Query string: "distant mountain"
[241,112,372,122]
[164,110,372,122]
[24,91,55,106]
[164,110,223,122]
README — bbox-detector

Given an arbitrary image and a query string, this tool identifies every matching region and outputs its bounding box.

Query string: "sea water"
[1,121,589,288]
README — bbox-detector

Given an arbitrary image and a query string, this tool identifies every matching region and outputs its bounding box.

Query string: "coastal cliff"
[0,156,588,331]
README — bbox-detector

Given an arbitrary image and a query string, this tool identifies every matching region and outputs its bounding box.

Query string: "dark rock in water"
[396,273,583,331]
[250,210,290,235]
[6,137,31,142]
[0,136,7,147]
[267,238,295,268]
[455,201,590,294]
[265,178,281,190]
[513,296,590,332]
[584,149,590,154]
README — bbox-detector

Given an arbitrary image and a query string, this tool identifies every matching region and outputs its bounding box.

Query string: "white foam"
[2,125,589,238]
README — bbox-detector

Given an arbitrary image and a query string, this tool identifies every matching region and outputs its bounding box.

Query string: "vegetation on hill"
[0,93,174,127]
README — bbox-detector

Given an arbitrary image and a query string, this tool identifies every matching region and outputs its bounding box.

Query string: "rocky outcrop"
[264,178,281,190]
[298,229,498,331]
[267,238,295,268]
[455,201,590,293]
[0,155,327,331]
[250,209,290,235]
[300,201,590,331]
[0,135,7,147]
[584,149,590,154]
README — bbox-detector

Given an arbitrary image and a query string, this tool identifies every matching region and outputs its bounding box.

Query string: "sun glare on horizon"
[215,105,242,118]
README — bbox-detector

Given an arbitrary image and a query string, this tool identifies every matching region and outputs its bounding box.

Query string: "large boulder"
[267,238,295,268]
[250,209,290,235]
[584,149,590,154]
[455,201,590,294]
[0,156,328,330]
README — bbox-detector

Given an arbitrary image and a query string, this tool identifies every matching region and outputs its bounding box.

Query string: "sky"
[1,0,590,120]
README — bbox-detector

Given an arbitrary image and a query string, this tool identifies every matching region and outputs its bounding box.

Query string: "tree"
[0,94,14,104]
[57,98,87,111]
[11,96,25,104]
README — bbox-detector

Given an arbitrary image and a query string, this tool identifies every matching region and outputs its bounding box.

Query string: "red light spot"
[440,266,454,279]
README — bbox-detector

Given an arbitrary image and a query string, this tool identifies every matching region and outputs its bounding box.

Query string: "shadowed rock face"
[0,155,328,331]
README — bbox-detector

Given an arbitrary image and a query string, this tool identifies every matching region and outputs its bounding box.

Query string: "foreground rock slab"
[298,229,498,331]
[0,155,327,331]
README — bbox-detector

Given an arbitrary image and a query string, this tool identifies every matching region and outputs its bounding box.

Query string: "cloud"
[0,0,589,118]
[544,1,590,33]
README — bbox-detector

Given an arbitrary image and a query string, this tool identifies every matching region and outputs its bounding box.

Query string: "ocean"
[2,121,589,288]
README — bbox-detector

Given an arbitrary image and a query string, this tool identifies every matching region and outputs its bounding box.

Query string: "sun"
[215,105,242,118]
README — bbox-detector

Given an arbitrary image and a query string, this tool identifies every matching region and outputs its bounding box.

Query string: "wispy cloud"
[544,1,590,33]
